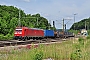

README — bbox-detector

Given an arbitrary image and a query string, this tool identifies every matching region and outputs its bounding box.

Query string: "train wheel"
[39,37,41,40]
[14,36,18,40]
[19,37,22,41]
[27,37,30,40]
[29,37,30,40]
[23,39,25,41]
[36,37,38,40]
[33,37,35,40]
[23,37,26,41]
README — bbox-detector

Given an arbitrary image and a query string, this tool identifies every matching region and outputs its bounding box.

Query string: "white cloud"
[1,0,90,29]
[23,0,30,2]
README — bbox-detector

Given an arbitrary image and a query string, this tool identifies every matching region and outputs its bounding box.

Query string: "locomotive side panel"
[37,30,44,37]
[23,28,44,40]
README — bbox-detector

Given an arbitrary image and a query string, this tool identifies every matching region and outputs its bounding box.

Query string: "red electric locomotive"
[14,27,44,40]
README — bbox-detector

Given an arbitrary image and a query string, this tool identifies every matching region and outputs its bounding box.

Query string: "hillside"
[70,17,90,30]
[0,5,52,40]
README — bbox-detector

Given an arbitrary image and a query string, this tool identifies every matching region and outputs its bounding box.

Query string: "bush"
[5,33,13,40]
[86,35,90,39]
[69,29,79,35]
[78,37,84,45]
[70,49,82,60]
[34,51,43,60]
[0,34,4,40]
[0,34,13,40]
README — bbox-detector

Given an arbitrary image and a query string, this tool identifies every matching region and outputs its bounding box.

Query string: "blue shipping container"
[44,30,54,37]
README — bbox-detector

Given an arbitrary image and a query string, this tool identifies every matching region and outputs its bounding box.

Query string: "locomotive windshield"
[15,29,22,32]
[14,29,22,34]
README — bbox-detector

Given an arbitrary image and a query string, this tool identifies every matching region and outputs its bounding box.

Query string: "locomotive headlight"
[15,32,17,34]
[14,32,22,34]
[19,32,22,34]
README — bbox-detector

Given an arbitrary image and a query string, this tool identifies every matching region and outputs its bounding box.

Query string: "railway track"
[0,36,76,48]
[0,38,62,47]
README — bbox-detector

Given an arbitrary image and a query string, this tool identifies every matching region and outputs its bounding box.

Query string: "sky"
[0,0,90,29]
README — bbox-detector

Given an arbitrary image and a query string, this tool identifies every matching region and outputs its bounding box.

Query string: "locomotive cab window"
[15,29,22,32]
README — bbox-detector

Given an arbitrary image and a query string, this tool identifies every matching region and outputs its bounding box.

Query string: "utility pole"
[37,17,38,26]
[36,17,38,28]
[48,20,51,30]
[53,21,55,30]
[74,14,77,30]
[18,9,21,27]
[73,13,77,42]
[65,24,66,32]
[56,18,72,32]
[63,19,64,33]
[87,22,89,30]
[85,21,86,30]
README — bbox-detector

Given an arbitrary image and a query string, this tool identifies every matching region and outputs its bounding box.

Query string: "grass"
[0,38,90,60]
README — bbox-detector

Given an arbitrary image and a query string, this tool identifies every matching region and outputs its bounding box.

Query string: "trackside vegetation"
[0,5,90,40]
[70,18,90,30]
[0,5,55,40]
[0,36,90,60]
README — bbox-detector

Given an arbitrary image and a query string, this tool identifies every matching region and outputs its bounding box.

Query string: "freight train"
[14,27,56,40]
[14,27,74,40]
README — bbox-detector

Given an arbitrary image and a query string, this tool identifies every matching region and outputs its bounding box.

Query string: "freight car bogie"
[22,36,29,40]
[26,37,30,40]
[14,36,22,40]
[22,36,44,40]
[32,37,43,40]
[14,36,18,40]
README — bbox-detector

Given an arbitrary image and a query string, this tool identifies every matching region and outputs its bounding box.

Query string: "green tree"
[0,5,53,40]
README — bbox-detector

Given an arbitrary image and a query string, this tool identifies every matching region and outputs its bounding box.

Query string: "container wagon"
[44,30,54,38]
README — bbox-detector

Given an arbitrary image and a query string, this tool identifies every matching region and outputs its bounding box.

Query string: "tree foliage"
[70,18,90,30]
[0,5,53,40]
